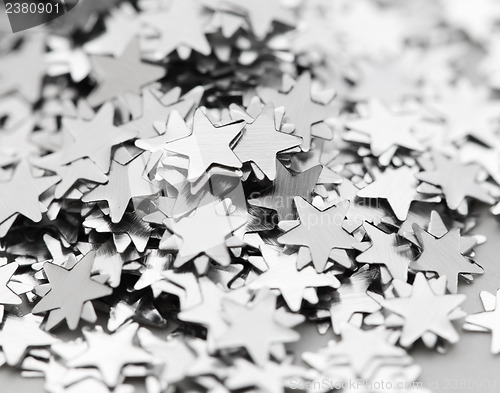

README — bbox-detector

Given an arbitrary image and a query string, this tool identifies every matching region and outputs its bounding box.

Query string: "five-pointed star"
[82,154,160,223]
[217,290,299,365]
[233,104,302,180]
[88,39,166,106]
[464,290,500,354]
[120,88,193,138]
[61,103,137,173]
[258,73,332,151]
[249,246,339,311]
[0,315,58,366]
[0,35,46,103]
[0,262,22,306]
[250,162,321,221]
[323,324,408,377]
[329,266,381,334]
[164,109,245,182]
[357,166,419,221]
[416,151,494,210]
[140,0,211,59]
[32,252,112,330]
[223,0,295,40]
[411,224,483,293]
[0,161,60,224]
[381,273,465,347]
[68,323,154,386]
[167,194,246,267]
[278,197,359,272]
[356,222,412,281]
[346,99,423,158]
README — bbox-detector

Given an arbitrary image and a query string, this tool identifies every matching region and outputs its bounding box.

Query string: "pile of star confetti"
[2,0,500,392]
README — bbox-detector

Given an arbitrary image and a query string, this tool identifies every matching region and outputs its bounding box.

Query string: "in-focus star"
[164,109,245,182]
[357,166,419,221]
[411,224,483,293]
[250,162,321,222]
[233,104,302,180]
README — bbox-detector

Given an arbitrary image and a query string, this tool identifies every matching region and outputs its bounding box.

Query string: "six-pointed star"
[411,224,483,293]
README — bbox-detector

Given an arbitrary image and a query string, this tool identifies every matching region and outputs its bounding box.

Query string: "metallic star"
[250,162,321,221]
[163,109,245,182]
[82,154,160,223]
[32,252,113,330]
[278,197,359,272]
[411,224,483,293]
[233,103,302,180]
[60,103,137,173]
[381,273,465,347]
